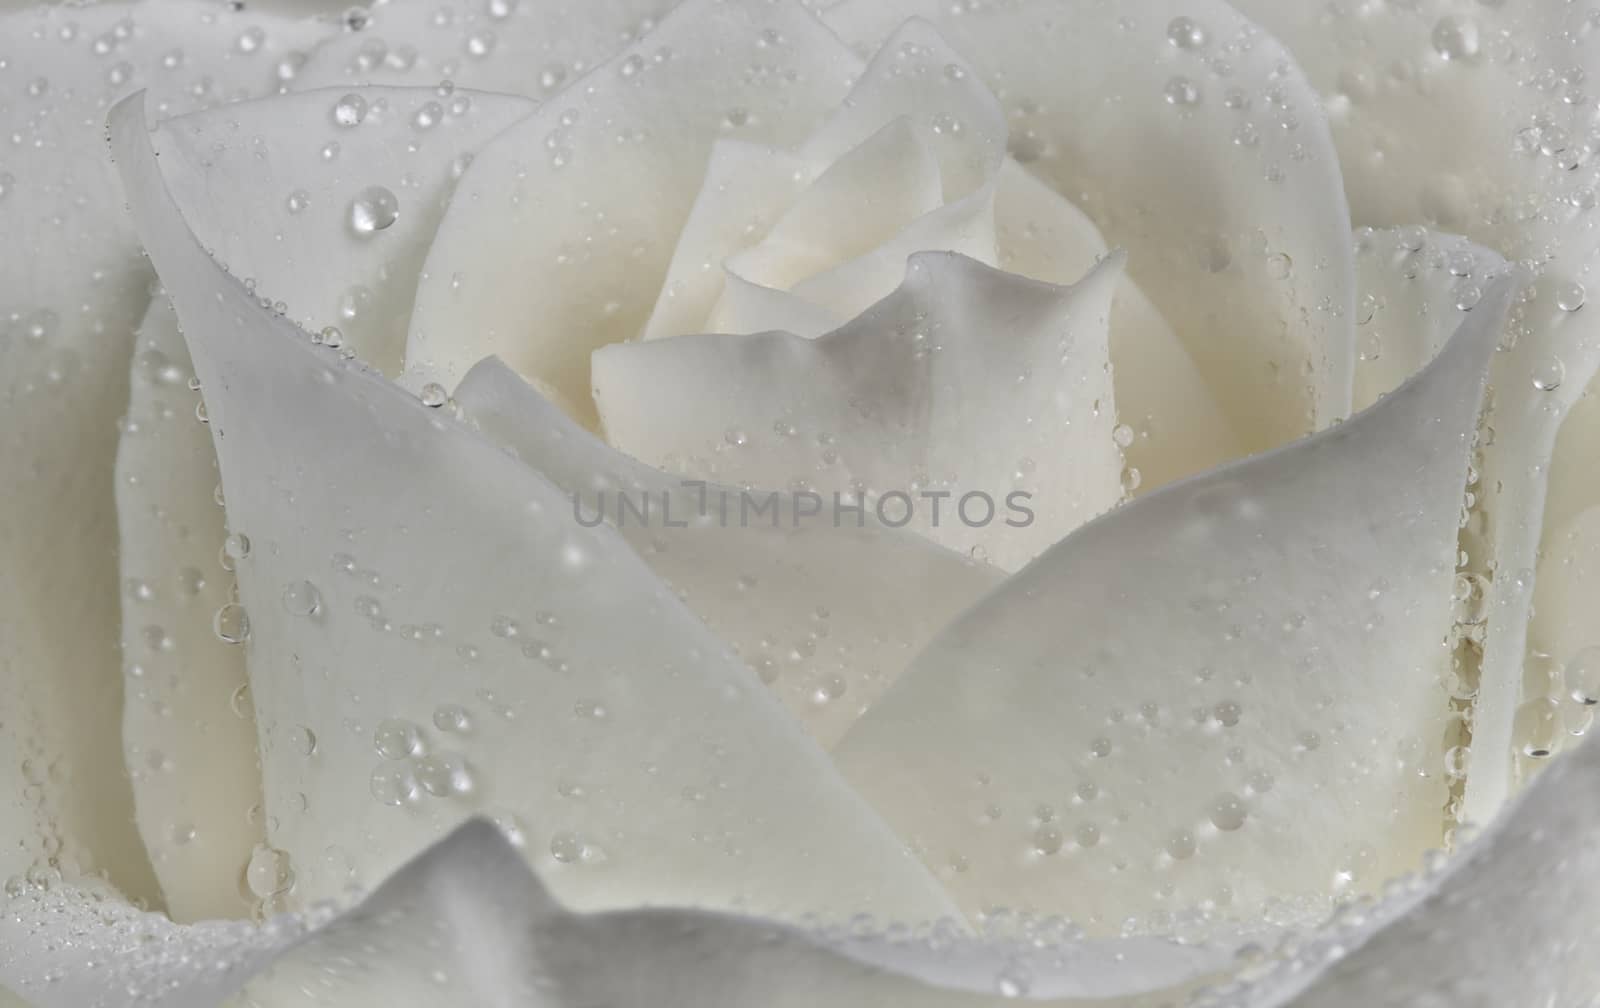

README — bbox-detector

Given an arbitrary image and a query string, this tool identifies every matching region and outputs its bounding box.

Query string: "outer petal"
[112,93,957,924]
[824,0,1358,452]
[1227,731,1600,1007]
[150,86,536,375]
[1221,0,1600,827]
[0,0,332,910]
[1350,228,1507,412]
[116,298,262,923]
[231,819,1234,1008]
[454,356,1003,748]
[290,0,671,94]
[403,0,864,423]
[593,253,1128,572]
[833,279,1513,932]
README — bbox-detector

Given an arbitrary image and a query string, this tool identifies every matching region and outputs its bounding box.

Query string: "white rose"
[1,0,1597,1004]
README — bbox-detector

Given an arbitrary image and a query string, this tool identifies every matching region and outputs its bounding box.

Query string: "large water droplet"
[374,718,424,759]
[1431,16,1480,63]
[281,579,322,617]
[349,186,400,236]
[213,603,251,645]
[1567,646,1600,705]
[245,844,295,899]
[332,93,368,127]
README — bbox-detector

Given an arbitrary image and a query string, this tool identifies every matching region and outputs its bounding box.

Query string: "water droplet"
[332,93,368,127]
[213,603,251,645]
[281,579,322,617]
[1163,76,1200,107]
[370,763,420,805]
[415,752,474,796]
[245,844,294,899]
[1566,646,1600,705]
[348,185,400,236]
[1112,423,1135,448]
[373,718,424,759]
[1166,16,1207,50]
[433,704,472,733]
[1531,357,1565,392]
[1209,792,1247,831]
[549,831,585,863]
[1431,16,1480,62]
[413,101,443,130]
[224,533,252,561]
[1515,697,1561,757]
[419,382,448,407]
[1556,281,1586,312]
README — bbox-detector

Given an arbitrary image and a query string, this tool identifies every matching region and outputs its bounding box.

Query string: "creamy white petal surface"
[454,357,1003,748]
[596,253,1125,571]
[229,818,1232,1008]
[1224,0,1600,828]
[116,297,262,923]
[824,0,1358,452]
[405,0,862,420]
[151,86,536,375]
[112,91,958,924]
[290,0,672,94]
[0,0,329,911]
[833,277,1512,932]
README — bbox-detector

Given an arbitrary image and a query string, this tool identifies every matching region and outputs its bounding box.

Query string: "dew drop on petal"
[373,718,424,759]
[348,186,399,236]
[213,603,251,645]
[1555,281,1586,312]
[1531,357,1565,392]
[332,92,368,127]
[245,844,295,899]
[1566,646,1600,705]
[1515,697,1562,758]
[1166,16,1207,50]
[281,579,322,617]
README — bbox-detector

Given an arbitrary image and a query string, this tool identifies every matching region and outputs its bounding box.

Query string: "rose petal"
[0,872,315,1008]
[453,356,1003,748]
[1229,730,1600,1007]
[1223,0,1600,828]
[233,818,1235,1007]
[0,0,331,910]
[150,86,535,375]
[112,92,958,924]
[1350,228,1508,412]
[993,159,1242,491]
[593,252,1128,572]
[831,277,1515,931]
[824,0,1357,452]
[290,0,672,94]
[115,297,262,922]
[404,0,863,423]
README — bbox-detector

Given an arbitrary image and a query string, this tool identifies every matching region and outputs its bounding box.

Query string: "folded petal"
[405,0,863,424]
[454,357,1003,748]
[112,93,957,924]
[150,86,534,375]
[593,253,1128,572]
[232,818,1235,1007]
[824,0,1357,452]
[0,0,332,911]
[1222,0,1600,828]
[994,159,1241,491]
[1230,730,1600,1007]
[833,277,1514,932]
[1350,228,1507,412]
[116,297,263,923]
